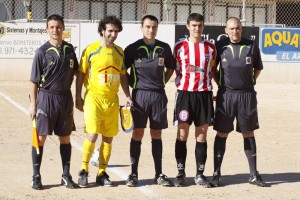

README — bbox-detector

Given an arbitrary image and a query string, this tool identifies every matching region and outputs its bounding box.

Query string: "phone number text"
[0,47,37,55]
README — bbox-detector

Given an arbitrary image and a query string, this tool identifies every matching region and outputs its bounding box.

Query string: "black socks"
[175,139,187,175]
[130,138,141,176]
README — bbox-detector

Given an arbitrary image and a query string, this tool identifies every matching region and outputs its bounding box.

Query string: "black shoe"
[61,174,78,189]
[249,171,266,187]
[78,169,89,188]
[126,174,138,187]
[32,174,43,190]
[96,172,113,187]
[194,174,213,188]
[210,172,221,187]
[154,174,172,187]
[174,174,186,187]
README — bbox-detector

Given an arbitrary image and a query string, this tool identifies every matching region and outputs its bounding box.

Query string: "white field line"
[0,90,160,200]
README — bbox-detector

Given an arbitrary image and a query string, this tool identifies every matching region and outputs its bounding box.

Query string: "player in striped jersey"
[173,13,216,187]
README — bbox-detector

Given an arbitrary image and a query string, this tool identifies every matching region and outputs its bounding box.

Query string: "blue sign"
[261,28,300,62]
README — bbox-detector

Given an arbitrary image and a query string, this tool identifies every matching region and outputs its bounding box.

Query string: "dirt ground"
[0,80,299,200]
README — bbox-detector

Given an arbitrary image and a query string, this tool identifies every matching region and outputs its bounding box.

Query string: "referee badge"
[246,57,252,64]
[70,59,74,68]
[158,58,164,66]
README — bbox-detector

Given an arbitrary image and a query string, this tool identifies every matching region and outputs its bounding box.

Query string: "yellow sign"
[0,23,6,38]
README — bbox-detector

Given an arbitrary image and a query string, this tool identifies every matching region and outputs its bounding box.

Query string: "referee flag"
[32,118,40,155]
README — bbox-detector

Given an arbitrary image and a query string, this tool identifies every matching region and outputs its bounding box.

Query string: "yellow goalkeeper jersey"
[79,41,126,95]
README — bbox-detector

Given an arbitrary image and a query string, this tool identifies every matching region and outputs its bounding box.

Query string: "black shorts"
[213,89,259,133]
[36,89,75,136]
[173,90,214,126]
[132,89,168,130]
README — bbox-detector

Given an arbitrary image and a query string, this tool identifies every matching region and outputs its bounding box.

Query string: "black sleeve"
[253,42,263,70]
[124,45,133,70]
[71,45,79,71]
[215,42,222,68]
[30,48,44,83]
[164,44,176,69]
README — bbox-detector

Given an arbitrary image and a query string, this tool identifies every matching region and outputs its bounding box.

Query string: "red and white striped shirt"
[174,38,216,92]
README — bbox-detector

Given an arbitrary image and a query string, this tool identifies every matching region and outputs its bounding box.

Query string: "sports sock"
[81,139,95,172]
[213,135,227,175]
[195,141,207,175]
[60,143,72,176]
[130,138,141,176]
[32,146,44,176]
[244,137,257,175]
[98,141,112,176]
[175,139,187,175]
[152,139,162,176]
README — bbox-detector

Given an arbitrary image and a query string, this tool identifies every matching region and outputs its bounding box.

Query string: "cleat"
[126,174,138,187]
[249,171,266,187]
[210,172,221,187]
[96,172,113,187]
[78,169,89,188]
[174,174,186,187]
[154,174,172,187]
[194,174,213,188]
[32,174,43,190]
[61,174,78,189]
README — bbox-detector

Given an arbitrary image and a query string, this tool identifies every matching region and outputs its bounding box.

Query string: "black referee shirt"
[124,39,175,90]
[30,41,79,91]
[216,37,263,91]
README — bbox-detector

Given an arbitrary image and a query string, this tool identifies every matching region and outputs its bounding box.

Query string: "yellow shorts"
[83,91,119,137]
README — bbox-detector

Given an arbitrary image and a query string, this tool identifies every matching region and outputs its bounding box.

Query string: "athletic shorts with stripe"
[36,89,75,136]
[213,89,259,133]
[132,89,168,130]
[173,90,214,126]
[83,91,119,137]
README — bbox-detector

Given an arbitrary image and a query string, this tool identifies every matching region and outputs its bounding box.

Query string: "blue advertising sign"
[261,28,300,62]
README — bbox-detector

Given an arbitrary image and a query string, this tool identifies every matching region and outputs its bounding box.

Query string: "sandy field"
[0,80,299,200]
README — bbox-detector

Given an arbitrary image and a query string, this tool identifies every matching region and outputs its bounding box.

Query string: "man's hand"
[125,96,133,107]
[29,104,36,120]
[76,96,84,112]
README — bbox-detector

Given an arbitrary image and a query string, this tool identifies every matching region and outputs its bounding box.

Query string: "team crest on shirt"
[246,57,252,64]
[179,110,189,121]
[70,59,74,68]
[158,58,164,66]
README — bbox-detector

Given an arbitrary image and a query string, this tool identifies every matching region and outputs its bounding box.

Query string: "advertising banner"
[175,25,259,44]
[260,28,300,62]
[0,22,79,59]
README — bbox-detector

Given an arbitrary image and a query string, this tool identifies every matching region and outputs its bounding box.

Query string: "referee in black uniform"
[29,14,78,190]
[124,15,175,187]
[211,17,266,187]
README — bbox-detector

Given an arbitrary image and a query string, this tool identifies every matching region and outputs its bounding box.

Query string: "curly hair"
[98,15,123,36]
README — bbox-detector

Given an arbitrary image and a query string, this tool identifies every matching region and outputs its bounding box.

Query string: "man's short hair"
[141,15,158,26]
[226,17,241,27]
[98,15,123,36]
[187,13,204,25]
[46,14,64,29]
